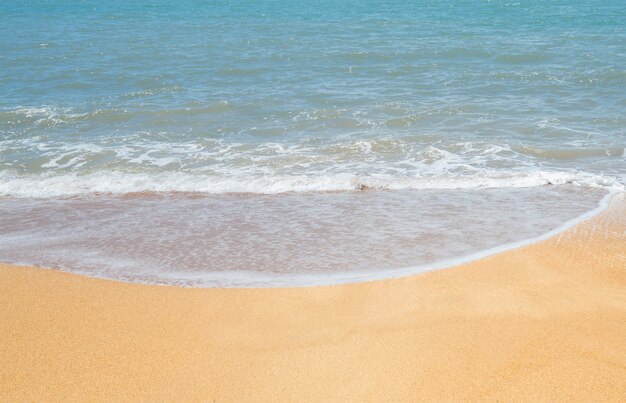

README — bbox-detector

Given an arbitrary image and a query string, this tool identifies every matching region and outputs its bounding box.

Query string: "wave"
[0,187,615,288]
[0,170,622,198]
[138,191,617,288]
[0,103,235,129]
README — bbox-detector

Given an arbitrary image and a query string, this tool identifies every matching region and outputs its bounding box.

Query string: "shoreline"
[1,193,625,400]
[0,187,615,289]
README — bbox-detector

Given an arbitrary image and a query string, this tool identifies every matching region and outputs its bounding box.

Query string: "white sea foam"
[0,170,622,198]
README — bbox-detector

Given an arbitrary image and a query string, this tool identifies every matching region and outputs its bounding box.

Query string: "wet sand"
[1,193,625,401]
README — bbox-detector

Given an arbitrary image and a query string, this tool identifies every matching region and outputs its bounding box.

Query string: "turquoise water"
[0,1,624,286]
[1,0,625,194]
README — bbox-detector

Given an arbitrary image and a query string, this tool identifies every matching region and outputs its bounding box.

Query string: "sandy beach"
[3,1,626,401]
[1,192,625,401]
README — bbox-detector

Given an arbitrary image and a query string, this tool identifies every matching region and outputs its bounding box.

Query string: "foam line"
[0,170,623,198]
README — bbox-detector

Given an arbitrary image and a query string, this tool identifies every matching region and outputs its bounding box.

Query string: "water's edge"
[3,189,617,289]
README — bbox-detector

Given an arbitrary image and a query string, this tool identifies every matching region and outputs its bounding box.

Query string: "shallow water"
[0,186,607,287]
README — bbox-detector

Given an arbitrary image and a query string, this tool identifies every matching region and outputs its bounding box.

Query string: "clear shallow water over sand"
[0,1,624,285]
[0,187,607,287]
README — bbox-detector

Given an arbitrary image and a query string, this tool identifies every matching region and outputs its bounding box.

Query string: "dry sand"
[1,193,625,402]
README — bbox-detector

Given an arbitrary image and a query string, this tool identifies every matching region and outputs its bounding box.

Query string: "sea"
[0,0,624,286]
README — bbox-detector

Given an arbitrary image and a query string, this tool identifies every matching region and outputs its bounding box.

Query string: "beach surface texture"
[1,193,625,402]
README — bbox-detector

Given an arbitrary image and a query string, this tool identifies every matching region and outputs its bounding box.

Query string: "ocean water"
[0,0,624,286]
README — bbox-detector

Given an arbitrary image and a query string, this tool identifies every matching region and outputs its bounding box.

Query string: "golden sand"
[1,193,625,402]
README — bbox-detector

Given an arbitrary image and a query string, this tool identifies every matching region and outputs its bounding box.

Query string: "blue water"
[0,0,624,195]
[0,1,623,285]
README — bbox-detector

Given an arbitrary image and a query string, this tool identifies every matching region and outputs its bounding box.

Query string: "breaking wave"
[0,169,622,198]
